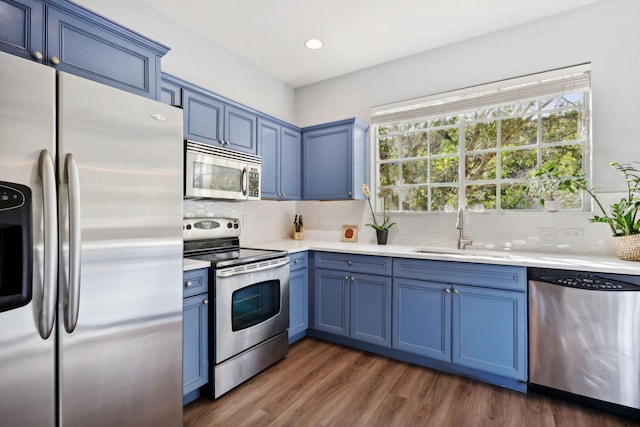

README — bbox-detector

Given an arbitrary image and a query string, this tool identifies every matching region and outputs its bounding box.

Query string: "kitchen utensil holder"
[292,226,304,240]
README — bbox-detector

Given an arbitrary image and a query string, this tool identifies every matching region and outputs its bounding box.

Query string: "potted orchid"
[362,184,396,245]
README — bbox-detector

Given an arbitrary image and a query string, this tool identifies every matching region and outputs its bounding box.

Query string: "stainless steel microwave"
[185,140,261,201]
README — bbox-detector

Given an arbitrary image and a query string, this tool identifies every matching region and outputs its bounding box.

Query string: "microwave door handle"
[241,167,248,197]
[37,150,58,339]
[62,153,82,333]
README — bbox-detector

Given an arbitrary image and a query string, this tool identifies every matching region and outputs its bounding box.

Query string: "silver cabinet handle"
[38,150,57,339]
[348,192,353,196]
[63,153,82,333]
[49,56,60,65]
[347,260,352,266]
[294,259,300,264]
[351,277,355,281]
[203,299,209,305]
[344,275,349,280]
[185,281,193,287]
[444,288,451,293]
[453,289,459,294]
[32,51,43,60]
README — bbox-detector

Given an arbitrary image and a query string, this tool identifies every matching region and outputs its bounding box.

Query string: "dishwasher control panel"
[540,274,640,291]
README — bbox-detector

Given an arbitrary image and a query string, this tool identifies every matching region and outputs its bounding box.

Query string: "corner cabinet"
[302,118,369,200]
[183,268,209,405]
[259,118,301,200]
[288,252,308,343]
[183,87,258,155]
[312,252,392,347]
[0,0,168,99]
[392,259,527,381]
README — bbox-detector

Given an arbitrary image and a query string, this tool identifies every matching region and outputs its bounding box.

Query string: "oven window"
[193,162,242,192]
[231,280,280,331]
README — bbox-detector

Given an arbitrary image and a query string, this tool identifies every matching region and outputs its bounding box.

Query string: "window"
[371,65,591,213]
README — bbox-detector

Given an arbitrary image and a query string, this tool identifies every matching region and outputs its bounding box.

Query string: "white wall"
[73,0,297,123]
[295,0,640,192]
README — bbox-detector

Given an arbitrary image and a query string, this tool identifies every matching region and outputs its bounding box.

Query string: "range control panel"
[183,217,240,241]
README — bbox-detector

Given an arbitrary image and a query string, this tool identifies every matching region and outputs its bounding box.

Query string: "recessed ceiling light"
[305,39,323,50]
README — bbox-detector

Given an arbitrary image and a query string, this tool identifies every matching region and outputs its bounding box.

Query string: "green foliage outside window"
[374,92,588,212]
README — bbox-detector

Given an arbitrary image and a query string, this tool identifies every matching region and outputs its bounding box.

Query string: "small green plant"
[586,162,640,236]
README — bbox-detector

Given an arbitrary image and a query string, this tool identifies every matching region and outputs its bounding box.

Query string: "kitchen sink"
[412,247,511,259]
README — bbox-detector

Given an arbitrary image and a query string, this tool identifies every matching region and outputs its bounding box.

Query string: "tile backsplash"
[184,195,620,256]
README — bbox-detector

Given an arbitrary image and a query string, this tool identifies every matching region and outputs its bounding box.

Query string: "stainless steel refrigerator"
[0,51,184,426]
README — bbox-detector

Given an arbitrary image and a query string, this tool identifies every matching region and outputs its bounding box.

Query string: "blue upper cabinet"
[259,117,301,200]
[183,87,258,155]
[0,0,168,99]
[0,0,44,61]
[224,105,257,155]
[160,74,183,107]
[183,88,224,145]
[302,118,369,200]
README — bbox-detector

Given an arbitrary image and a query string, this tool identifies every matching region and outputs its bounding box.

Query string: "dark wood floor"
[183,338,638,427]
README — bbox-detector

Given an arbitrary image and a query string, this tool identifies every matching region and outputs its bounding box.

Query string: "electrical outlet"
[537,227,555,239]
[560,228,583,242]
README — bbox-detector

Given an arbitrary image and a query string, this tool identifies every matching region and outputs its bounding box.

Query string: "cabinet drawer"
[314,251,391,276]
[393,258,526,291]
[289,251,308,271]
[183,268,209,297]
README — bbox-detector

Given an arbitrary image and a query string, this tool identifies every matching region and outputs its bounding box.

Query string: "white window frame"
[370,64,592,213]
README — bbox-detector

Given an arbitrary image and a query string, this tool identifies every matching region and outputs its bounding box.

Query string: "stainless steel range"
[183,217,289,399]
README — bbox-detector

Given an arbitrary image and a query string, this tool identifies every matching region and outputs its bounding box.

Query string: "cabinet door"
[183,89,224,145]
[314,268,349,337]
[46,6,160,99]
[303,124,353,200]
[224,104,257,154]
[288,267,308,344]
[350,273,391,347]
[183,293,209,396]
[258,118,280,199]
[0,0,44,61]
[160,75,182,107]
[452,285,527,380]
[279,127,301,200]
[392,278,451,360]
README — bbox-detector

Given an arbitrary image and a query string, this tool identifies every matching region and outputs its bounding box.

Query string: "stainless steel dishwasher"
[528,268,640,419]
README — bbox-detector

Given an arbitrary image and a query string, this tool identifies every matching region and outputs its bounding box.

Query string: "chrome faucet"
[456,207,472,250]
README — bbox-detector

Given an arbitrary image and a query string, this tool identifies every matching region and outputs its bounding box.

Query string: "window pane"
[540,93,584,110]
[429,128,459,154]
[541,110,583,143]
[431,186,458,211]
[542,145,583,176]
[466,184,496,210]
[378,135,400,160]
[501,116,538,147]
[500,149,537,179]
[500,183,535,210]
[379,188,400,212]
[402,159,429,184]
[465,121,497,150]
[402,132,429,158]
[430,157,459,183]
[499,100,537,116]
[466,152,497,181]
[379,162,399,186]
[401,187,429,212]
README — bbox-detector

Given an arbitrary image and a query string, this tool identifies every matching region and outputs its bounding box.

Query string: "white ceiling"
[104,0,602,88]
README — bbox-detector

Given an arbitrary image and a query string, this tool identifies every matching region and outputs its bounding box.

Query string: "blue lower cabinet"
[392,278,451,361]
[392,258,527,382]
[288,252,308,344]
[452,285,526,380]
[350,273,392,347]
[314,267,391,346]
[183,268,209,405]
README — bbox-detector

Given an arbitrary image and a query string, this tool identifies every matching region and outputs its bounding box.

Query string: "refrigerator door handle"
[38,150,58,339]
[62,153,82,333]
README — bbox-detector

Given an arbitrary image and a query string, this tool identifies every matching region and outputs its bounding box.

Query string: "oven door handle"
[216,257,290,278]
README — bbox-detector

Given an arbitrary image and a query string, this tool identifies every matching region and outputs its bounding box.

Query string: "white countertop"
[183,258,211,271]
[244,239,640,276]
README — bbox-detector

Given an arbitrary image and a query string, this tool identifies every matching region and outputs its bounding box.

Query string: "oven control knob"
[234,223,239,229]
[186,224,192,230]
[227,223,232,228]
